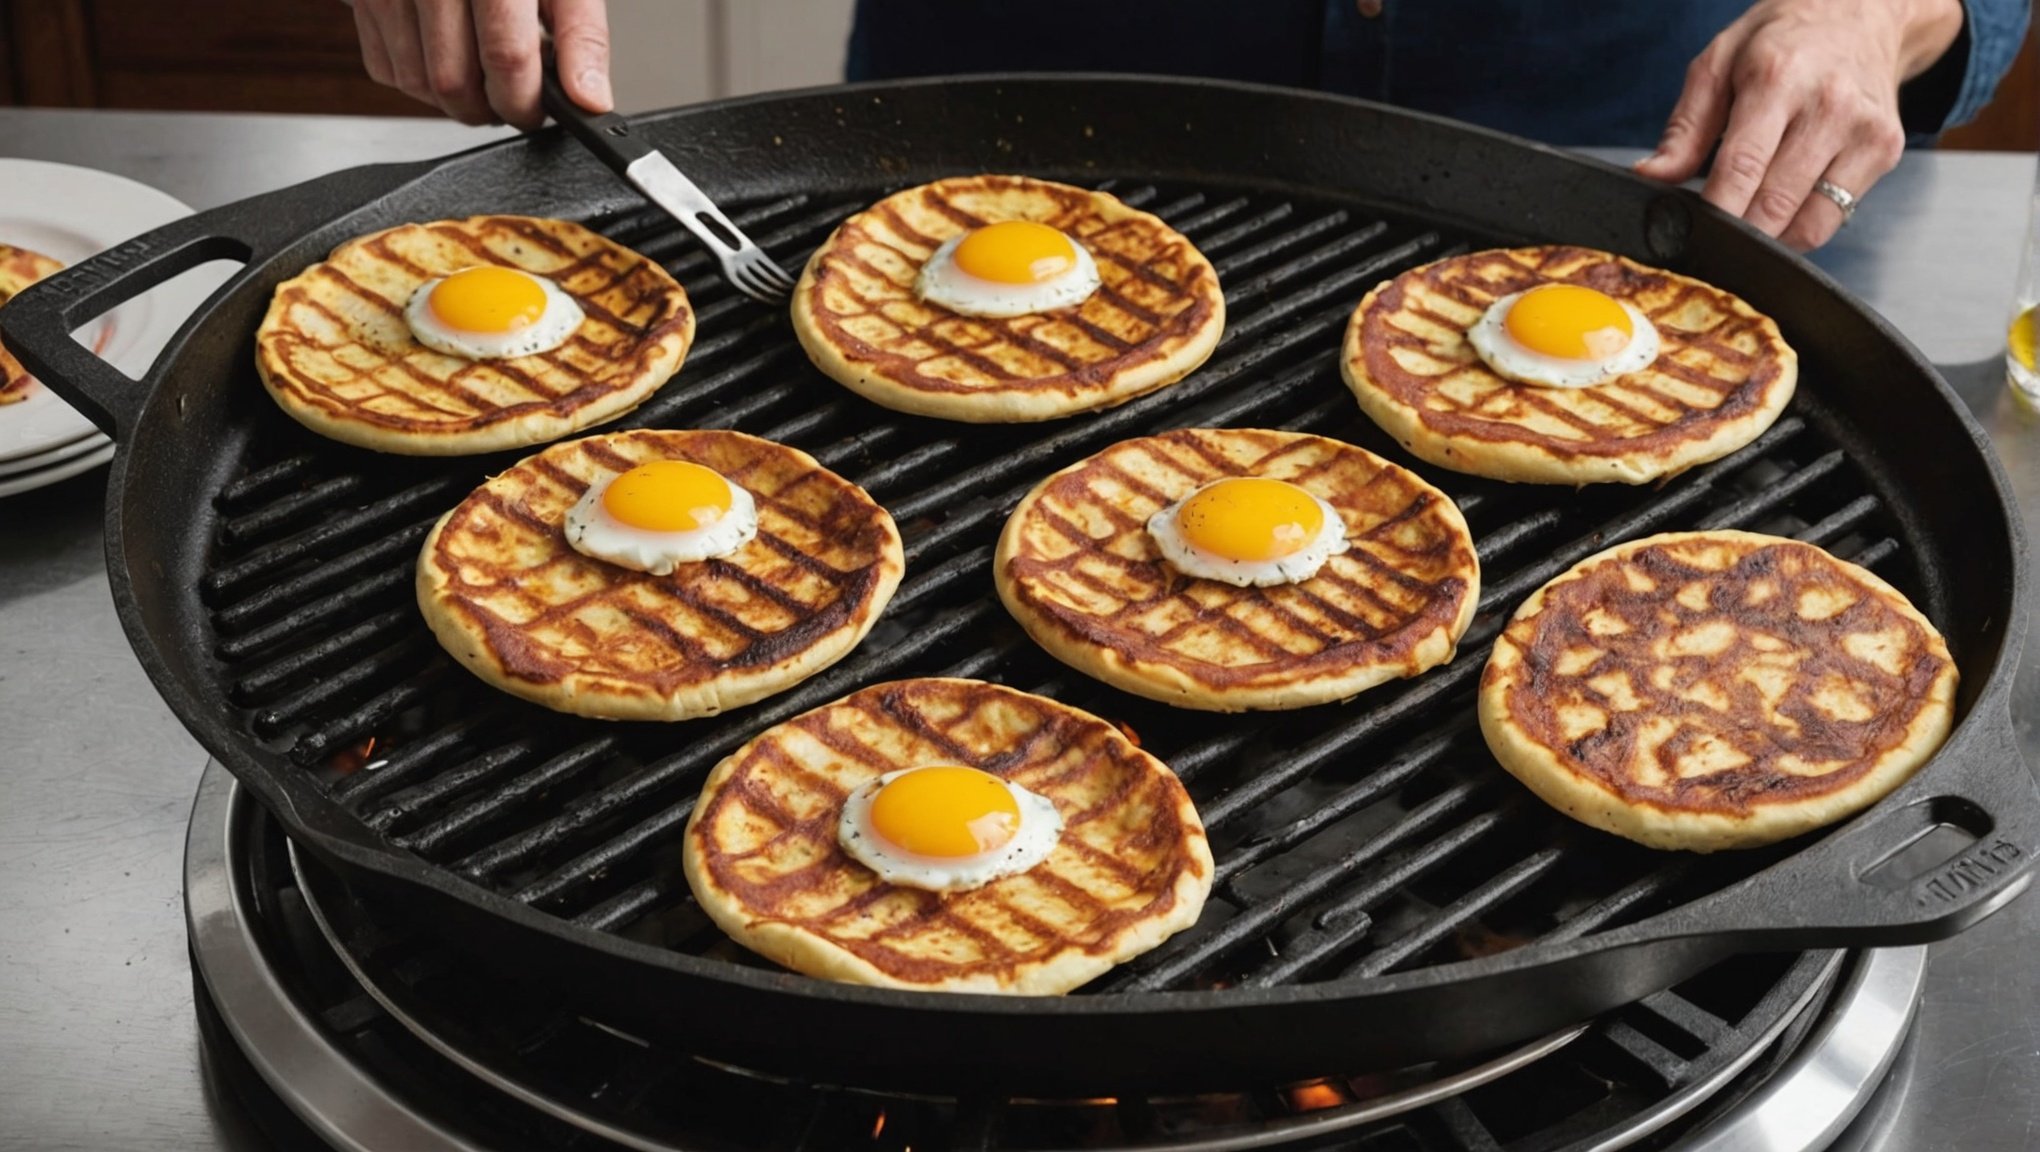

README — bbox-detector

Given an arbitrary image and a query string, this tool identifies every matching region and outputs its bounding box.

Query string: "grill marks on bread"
[1344,246,1796,484]
[683,678,1212,993]
[1480,531,1957,850]
[792,176,1224,421]
[997,429,1479,711]
[0,244,62,404]
[257,215,693,453]
[416,429,901,721]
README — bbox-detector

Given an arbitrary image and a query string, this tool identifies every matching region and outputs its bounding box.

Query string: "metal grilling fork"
[539,64,797,304]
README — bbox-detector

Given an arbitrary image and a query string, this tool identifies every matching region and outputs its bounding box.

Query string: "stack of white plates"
[0,158,233,498]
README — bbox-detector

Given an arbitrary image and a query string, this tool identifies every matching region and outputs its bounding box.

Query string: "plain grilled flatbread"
[1343,246,1797,485]
[791,175,1224,422]
[257,215,693,455]
[683,677,1213,994]
[1479,530,1957,851]
[416,429,901,721]
[0,244,64,404]
[996,428,1480,711]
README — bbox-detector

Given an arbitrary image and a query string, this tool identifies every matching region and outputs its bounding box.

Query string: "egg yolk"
[1177,477,1324,563]
[1503,284,1634,361]
[600,461,734,533]
[951,221,1078,285]
[869,766,1021,858]
[428,266,550,334]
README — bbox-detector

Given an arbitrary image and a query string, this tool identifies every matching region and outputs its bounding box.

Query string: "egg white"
[563,471,758,575]
[913,230,1103,318]
[1148,487,1350,588]
[837,770,1064,892]
[1466,290,1660,389]
[405,269,585,360]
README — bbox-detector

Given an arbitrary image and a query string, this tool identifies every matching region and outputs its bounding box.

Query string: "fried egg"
[1467,283,1659,388]
[838,765,1063,892]
[405,265,585,360]
[914,220,1102,318]
[564,459,758,575]
[1148,477,1350,587]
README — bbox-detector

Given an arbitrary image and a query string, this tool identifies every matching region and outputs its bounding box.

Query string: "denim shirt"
[846,0,2029,147]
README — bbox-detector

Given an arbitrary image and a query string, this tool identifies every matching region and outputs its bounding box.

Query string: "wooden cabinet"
[1,0,427,114]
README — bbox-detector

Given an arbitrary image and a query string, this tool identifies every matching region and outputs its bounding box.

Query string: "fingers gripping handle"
[0,161,431,440]
[539,56,652,169]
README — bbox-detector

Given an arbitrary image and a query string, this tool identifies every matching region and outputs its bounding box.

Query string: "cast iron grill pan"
[5,76,2035,1094]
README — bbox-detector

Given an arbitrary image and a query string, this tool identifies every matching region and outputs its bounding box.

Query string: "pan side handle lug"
[0,161,433,440]
[1613,698,2040,950]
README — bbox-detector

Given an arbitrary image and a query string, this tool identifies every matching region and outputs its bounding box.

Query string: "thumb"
[549,0,614,113]
[1636,48,1735,182]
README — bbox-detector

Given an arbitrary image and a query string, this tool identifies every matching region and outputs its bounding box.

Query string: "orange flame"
[331,736,378,776]
[1286,1081,1346,1112]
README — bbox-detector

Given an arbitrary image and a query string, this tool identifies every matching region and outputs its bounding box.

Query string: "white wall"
[608,0,857,113]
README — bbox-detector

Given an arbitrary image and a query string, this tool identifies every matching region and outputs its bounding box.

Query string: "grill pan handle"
[1621,698,2040,949]
[0,161,434,441]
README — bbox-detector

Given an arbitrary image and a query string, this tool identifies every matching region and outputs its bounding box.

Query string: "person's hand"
[352,0,612,129]
[1634,0,1963,251]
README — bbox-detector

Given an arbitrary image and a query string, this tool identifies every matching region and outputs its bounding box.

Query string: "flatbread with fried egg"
[256,215,692,455]
[1343,246,1796,485]
[791,175,1224,422]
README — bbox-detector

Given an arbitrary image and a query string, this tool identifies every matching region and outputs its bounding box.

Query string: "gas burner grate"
[198,178,1920,1003]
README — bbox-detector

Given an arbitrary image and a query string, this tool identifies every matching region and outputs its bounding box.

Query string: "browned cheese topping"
[1490,536,1955,814]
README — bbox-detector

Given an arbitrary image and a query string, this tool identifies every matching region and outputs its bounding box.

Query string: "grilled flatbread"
[683,678,1213,994]
[0,244,64,404]
[1343,246,1797,485]
[996,428,1480,711]
[257,215,693,455]
[791,175,1224,422]
[1480,531,1957,851]
[416,429,901,721]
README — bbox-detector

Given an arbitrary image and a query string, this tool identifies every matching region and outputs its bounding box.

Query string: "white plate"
[0,438,114,498]
[0,428,110,478]
[0,158,233,463]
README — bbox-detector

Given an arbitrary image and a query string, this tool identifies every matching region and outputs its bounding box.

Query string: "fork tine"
[728,268,771,306]
[741,254,794,302]
[729,258,786,305]
[759,257,799,291]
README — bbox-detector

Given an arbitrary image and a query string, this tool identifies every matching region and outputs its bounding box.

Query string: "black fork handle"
[1603,694,2040,950]
[0,160,434,441]
[538,52,653,176]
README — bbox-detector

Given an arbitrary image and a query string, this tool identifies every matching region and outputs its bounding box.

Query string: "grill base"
[188,760,1919,1152]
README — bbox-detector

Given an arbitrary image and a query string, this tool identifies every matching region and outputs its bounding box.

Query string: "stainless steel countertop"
[0,107,2034,1151]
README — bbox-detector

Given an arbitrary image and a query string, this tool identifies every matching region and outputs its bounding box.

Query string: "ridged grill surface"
[202,179,1921,999]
